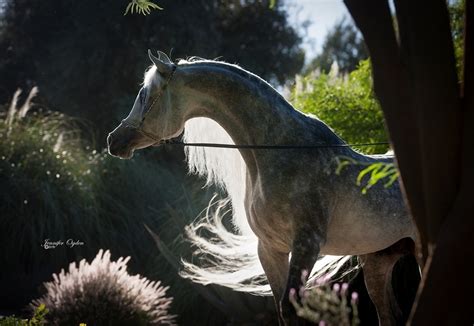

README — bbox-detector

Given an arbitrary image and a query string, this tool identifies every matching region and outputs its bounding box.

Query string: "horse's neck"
[177,63,348,176]
[176,65,293,171]
[183,66,298,139]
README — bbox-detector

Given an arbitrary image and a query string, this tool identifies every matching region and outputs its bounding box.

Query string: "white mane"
[143,65,158,87]
[184,118,250,234]
[182,118,270,292]
[182,118,352,293]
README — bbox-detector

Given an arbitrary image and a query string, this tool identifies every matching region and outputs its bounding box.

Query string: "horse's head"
[107,50,184,159]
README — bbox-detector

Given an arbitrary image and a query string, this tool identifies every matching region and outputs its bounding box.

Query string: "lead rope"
[124,65,390,151]
[159,139,390,150]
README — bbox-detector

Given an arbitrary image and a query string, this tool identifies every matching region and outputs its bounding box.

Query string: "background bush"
[291,60,388,155]
[0,0,304,143]
[0,90,277,324]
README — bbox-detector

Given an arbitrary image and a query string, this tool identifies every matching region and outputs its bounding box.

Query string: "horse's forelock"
[143,65,159,87]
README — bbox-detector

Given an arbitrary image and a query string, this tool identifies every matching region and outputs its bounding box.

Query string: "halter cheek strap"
[120,65,177,143]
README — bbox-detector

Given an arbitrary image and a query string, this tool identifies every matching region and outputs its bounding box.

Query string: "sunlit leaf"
[124,0,163,16]
[336,157,399,194]
[356,163,379,186]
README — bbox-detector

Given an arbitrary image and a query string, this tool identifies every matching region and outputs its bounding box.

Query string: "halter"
[120,65,177,144]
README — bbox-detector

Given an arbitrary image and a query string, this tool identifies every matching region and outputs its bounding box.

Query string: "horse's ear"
[157,50,173,64]
[148,49,174,76]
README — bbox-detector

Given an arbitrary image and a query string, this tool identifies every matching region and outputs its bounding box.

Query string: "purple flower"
[300,269,309,283]
[315,273,331,286]
[299,286,306,298]
[341,283,349,295]
[289,288,297,300]
[351,291,359,304]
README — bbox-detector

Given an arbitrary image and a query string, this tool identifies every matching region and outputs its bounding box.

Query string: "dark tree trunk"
[343,0,474,324]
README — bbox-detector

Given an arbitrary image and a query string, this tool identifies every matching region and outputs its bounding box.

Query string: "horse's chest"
[245,181,293,252]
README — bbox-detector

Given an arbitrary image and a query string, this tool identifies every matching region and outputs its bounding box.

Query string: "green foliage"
[449,0,465,80]
[0,0,304,142]
[0,90,185,309]
[292,60,388,154]
[305,18,368,75]
[0,305,48,326]
[356,163,398,193]
[0,89,102,272]
[125,0,277,14]
[292,59,397,191]
[336,157,399,194]
[124,0,163,15]
[0,90,274,324]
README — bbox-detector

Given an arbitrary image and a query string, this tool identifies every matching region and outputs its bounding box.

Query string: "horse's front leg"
[281,226,321,325]
[258,240,289,326]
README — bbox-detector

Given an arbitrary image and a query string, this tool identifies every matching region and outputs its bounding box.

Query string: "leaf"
[383,170,399,188]
[124,2,133,16]
[124,0,163,16]
[336,160,351,175]
[356,163,379,186]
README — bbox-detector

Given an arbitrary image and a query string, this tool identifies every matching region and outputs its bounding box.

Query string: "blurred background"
[3,0,452,324]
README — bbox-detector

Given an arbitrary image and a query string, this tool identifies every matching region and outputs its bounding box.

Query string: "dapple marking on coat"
[107,50,417,325]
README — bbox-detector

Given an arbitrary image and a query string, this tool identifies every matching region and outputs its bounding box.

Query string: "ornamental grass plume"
[31,249,175,326]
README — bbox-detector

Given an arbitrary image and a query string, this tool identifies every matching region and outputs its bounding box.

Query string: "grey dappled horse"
[108,50,418,325]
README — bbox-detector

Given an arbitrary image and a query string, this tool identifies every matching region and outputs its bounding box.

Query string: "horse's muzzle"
[107,124,147,159]
[107,131,134,159]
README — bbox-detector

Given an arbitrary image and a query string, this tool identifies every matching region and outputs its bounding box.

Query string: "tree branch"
[394,0,461,244]
[345,1,474,324]
[344,0,428,260]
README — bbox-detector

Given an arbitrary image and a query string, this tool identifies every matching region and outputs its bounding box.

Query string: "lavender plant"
[290,274,359,326]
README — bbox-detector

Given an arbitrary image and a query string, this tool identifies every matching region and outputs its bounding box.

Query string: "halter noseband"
[120,65,177,144]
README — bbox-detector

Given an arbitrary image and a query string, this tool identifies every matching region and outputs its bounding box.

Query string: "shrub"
[0,88,104,302]
[292,60,388,154]
[31,249,175,326]
[290,277,359,326]
[0,89,256,324]
[0,89,193,306]
[0,305,48,326]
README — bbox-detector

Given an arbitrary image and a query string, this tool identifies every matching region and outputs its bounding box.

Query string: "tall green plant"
[0,89,102,272]
[0,89,272,324]
[292,60,388,155]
